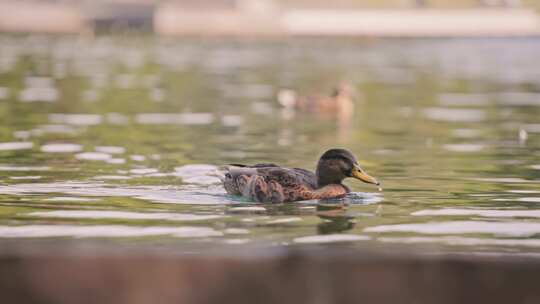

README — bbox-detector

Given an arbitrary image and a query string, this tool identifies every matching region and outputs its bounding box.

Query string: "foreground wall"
[2,247,540,304]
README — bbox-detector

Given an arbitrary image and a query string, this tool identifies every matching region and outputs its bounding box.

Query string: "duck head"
[315,148,379,187]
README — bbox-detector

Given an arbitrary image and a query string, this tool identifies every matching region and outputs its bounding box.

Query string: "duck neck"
[316,167,344,188]
[316,175,350,194]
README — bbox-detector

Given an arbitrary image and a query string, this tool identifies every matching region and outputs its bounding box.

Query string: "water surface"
[0,35,539,254]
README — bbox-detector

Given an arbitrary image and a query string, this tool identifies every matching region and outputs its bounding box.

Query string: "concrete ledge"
[0,2,83,33]
[282,9,540,37]
[155,8,540,37]
[2,246,540,304]
[155,5,283,36]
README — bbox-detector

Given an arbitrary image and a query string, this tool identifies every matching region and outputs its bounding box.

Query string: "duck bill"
[351,164,379,185]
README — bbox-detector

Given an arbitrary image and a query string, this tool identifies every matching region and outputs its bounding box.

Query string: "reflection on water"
[318,215,355,235]
[0,35,539,254]
[316,204,356,234]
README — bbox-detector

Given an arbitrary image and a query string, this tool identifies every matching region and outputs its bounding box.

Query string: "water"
[0,35,539,254]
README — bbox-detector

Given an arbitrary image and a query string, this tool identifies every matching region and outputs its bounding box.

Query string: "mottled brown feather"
[223,163,348,203]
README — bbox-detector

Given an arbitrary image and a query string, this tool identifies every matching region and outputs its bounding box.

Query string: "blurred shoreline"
[0,1,539,37]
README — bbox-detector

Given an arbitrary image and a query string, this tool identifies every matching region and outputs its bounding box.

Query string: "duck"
[222,148,379,203]
[277,83,355,118]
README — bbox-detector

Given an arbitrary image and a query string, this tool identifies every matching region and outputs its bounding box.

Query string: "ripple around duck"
[343,192,383,205]
[0,182,239,205]
[0,181,381,205]
[173,164,222,185]
[174,164,219,177]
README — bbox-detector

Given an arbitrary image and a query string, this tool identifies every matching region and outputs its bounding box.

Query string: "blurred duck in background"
[277,83,356,119]
[278,83,360,141]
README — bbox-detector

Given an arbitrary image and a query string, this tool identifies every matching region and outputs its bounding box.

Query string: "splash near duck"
[222,149,379,203]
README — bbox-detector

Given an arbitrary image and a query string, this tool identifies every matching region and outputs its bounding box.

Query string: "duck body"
[223,164,349,203]
[222,149,379,203]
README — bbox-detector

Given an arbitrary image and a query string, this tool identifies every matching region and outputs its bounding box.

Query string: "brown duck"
[277,83,355,117]
[222,149,379,203]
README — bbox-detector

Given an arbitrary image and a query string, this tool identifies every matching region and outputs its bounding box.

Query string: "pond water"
[0,35,539,255]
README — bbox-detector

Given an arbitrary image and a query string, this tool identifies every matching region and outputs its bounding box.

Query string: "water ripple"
[365,221,540,237]
[28,210,224,221]
[413,208,540,218]
[294,234,370,244]
[0,182,236,205]
[0,225,223,238]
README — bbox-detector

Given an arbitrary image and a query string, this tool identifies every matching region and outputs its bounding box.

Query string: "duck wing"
[222,163,280,195]
[253,167,316,189]
[227,163,280,169]
[223,164,317,201]
[223,163,280,181]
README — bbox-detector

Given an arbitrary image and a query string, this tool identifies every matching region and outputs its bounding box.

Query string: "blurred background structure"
[1,0,540,36]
